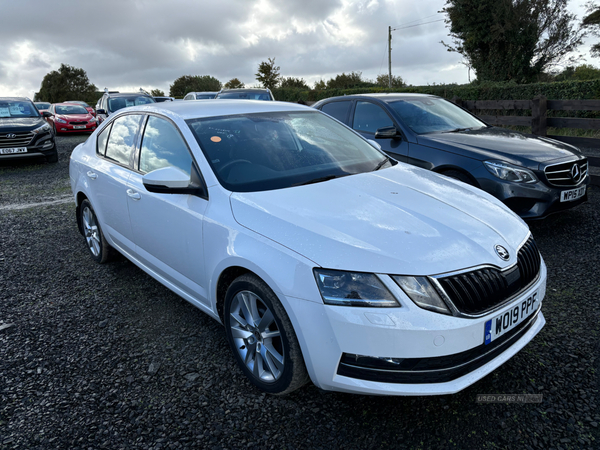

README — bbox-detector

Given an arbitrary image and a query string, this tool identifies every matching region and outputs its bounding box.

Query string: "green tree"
[554,64,600,81]
[256,57,281,89]
[169,75,221,97]
[37,63,97,103]
[313,79,326,90]
[442,0,584,83]
[150,88,165,96]
[583,2,600,57]
[326,71,373,89]
[376,74,405,88]
[279,77,309,89]
[224,78,245,89]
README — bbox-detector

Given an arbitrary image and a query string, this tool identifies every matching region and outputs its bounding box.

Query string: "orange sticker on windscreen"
[211,136,222,143]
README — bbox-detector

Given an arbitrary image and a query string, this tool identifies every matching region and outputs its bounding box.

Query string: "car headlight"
[314,269,399,307]
[392,276,451,315]
[484,160,537,183]
[55,117,67,124]
[32,123,52,135]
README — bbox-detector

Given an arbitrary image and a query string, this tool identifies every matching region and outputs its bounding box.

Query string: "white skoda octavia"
[69,100,546,395]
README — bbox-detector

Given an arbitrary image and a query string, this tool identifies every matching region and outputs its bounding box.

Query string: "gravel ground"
[0,135,598,450]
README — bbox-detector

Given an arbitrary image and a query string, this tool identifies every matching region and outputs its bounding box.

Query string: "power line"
[391,18,445,32]
[390,13,441,29]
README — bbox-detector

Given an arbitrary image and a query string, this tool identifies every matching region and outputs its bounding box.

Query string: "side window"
[320,101,352,124]
[96,122,112,156]
[139,116,193,175]
[105,114,142,166]
[352,101,393,134]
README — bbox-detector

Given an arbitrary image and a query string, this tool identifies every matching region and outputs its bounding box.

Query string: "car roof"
[219,88,269,93]
[123,99,313,120]
[0,97,32,102]
[187,92,218,95]
[317,93,440,104]
[106,92,153,98]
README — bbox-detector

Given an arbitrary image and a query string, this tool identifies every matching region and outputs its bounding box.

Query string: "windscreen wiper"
[444,127,471,133]
[293,174,343,187]
[373,156,390,171]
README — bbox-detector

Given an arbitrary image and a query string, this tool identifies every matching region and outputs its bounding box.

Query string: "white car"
[69,100,546,396]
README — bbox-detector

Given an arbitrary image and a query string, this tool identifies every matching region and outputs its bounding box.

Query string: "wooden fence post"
[531,96,547,136]
[451,97,463,108]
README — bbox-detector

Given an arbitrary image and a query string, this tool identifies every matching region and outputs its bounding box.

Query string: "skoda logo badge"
[570,164,581,183]
[6,133,16,139]
[495,245,510,261]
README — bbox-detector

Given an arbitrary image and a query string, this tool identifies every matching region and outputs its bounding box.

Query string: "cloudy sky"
[0,0,595,98]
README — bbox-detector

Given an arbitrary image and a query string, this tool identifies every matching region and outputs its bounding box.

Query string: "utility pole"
[388,26,392,89]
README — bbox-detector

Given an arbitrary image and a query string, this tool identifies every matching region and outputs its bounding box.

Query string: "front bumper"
[287,260,546,395]
[0,135,56,161]
[55,123,97,133]
[474,166,590,220]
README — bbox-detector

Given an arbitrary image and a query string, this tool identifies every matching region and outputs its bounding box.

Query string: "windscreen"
[0,101,40,118]
[216,92,271,101]
[108,95,155,112]
[389,98,486,134]
[186,111,390,192]
[55,105,88,115]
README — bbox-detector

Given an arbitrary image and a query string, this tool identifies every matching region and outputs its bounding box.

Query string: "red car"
[47,103,98,134]
[64,100,96,117]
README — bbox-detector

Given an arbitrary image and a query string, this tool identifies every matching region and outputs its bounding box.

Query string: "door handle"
[127,189,141,200]
[86,171,98,180]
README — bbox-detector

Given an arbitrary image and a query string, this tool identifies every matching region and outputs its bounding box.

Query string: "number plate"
[73,125,87,129]
[484,290,539,345]
[560,186,586,202]
[0,147,27,155]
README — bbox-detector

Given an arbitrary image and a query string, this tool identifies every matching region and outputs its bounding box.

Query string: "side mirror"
[42,111,53,118]
[142,165,207,198]
[375,126,401,139]
[367,139,382,150]
[96,109,107,115]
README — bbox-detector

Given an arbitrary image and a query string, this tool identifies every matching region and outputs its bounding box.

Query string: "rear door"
[86,114,144,255]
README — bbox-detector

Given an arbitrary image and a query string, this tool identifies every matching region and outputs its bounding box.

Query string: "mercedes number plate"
[484,290,539,345]
[560,186,586,202]
[73,125,87,129]
[0,147,27,155]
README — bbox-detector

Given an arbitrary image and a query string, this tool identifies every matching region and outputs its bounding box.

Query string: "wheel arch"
[75,191,89,236]
[433,165,480,187]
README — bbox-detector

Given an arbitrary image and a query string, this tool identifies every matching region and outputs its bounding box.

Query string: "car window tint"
[320,101,351,123]
[105,115,142,166]
[97,123,112,156]
[139,116,193,175]
[352,102,393,134]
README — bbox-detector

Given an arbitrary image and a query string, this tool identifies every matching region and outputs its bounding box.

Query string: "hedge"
[272,79,600,103]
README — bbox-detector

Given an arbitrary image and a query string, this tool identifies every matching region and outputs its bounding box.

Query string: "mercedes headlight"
[314,269,399,307]
[484,160,537,184]
[392,276,451,315]
[32,123,52,135]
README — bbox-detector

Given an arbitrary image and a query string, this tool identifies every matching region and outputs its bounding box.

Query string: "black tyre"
[443,169,475,186]
[224,274,309,395]
[79,199,113,263]
[46,147,58,163]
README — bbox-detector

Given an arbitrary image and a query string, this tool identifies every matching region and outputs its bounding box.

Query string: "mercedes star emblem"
[570,164,581,183]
